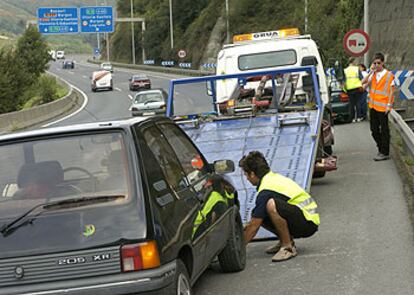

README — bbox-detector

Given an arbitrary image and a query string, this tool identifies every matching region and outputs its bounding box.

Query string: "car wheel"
[217,209,246,272]
[92,88,96,92]
[164,259,192,295]
[313,170,326,178]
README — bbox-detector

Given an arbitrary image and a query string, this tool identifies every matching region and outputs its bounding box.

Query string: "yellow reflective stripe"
[258,172,320,225]
[368,99,391,107]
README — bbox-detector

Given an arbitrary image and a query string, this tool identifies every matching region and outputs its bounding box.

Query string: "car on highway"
[56,50,65,60]
[91,70,113,92]
[330,81,352,123]
[129,74,151,91]
[130,88,168,116]
[0,116,246,295]
[62,59,75,69]
[100,62,114,73]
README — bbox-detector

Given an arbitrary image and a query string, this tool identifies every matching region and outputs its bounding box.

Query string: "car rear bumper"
[130,85,151,91]
[0,260,176,295]
[132,109,166,116]
[332,102,350,120]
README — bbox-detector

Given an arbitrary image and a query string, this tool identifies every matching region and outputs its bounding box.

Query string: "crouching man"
[240,151,320,262]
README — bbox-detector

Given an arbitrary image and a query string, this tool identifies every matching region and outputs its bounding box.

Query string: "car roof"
[134,89,167,96]
[0,117,171,142]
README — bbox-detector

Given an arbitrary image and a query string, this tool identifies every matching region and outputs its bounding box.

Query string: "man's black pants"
[369,108,390,155]
[348,89,362,120]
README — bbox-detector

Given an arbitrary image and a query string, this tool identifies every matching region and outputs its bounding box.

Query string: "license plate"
[143,112,155,116]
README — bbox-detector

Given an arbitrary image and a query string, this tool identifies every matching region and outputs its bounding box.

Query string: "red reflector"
[339,93,349,102]
[121,244,143,272]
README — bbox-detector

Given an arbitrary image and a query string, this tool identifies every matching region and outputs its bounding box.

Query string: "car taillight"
[121,241,160,272]
[227,99,235,107]
[339,93,349,102]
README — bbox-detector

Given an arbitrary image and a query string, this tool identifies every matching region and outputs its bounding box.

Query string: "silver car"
[130,89,168,116]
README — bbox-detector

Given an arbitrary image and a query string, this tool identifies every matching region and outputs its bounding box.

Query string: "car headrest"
[17,161,64,188]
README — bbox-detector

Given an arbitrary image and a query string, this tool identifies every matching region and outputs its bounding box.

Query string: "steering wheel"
[62,167,96,193]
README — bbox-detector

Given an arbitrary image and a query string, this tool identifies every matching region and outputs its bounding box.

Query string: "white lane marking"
[68,71,74,75]
[115,87,122,92]
[83,75,88,79]
[128,94,133,100]
[42,72,89,127]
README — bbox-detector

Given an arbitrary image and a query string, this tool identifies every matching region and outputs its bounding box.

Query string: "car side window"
[158,123,208,186]
[142,125,188,191]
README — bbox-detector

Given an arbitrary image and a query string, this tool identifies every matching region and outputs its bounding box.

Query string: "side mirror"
[301,56,318,66]
[302,74,319,92]
[213,160,235,174]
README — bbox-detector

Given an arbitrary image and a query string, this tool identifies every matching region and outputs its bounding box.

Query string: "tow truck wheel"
[218,209,246,272]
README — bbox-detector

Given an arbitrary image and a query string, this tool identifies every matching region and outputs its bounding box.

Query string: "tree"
[0,49,33,113]
[16,25,50,80]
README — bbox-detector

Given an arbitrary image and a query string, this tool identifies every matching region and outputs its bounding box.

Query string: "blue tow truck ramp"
[168,67,323,239]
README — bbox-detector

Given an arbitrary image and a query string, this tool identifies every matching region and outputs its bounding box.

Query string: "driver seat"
[14,161,64,199]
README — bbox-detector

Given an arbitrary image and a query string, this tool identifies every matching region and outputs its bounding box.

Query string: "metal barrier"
[390,109,414,157]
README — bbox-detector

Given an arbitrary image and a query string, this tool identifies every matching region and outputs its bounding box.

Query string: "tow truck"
[215,28,334,156]
[167,65,336,238]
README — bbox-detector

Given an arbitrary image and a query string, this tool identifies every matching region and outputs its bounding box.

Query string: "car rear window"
[135,93,163,103]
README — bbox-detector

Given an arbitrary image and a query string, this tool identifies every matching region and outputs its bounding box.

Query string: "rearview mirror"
[213,160,235,174]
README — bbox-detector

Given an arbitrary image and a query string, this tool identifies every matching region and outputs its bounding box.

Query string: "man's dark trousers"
[369,108,390,155]
[347,88,362,120]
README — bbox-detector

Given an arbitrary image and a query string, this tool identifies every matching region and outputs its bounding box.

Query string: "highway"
[48,57,414,295]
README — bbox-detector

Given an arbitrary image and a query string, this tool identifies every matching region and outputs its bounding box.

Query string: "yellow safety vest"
[192,191,233,237]
[344,65,362,91]
[257,172,320,225]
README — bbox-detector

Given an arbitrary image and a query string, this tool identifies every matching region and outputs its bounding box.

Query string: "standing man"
[344,57,364,122]
[362,52,396,161]
[240,151,319,262]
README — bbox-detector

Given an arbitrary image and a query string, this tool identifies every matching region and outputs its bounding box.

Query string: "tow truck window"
[238,50,296,71]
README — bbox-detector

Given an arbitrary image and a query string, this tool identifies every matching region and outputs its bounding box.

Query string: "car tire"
[313,170,326,178]
[164,259,192,295]
[92,88,96,92]
[217,209,246,273]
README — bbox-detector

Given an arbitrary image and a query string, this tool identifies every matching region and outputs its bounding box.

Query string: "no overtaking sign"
[343,29,371,57]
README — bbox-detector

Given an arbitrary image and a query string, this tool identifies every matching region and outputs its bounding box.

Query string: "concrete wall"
[369,0,414,69]
[0,80,82,134]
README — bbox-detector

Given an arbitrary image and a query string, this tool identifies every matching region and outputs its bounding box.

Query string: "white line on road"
[128,94,133,100]
[43,72,89,127]
[68,71,74,74]
[115,87,122,92]
[82,75,88,79]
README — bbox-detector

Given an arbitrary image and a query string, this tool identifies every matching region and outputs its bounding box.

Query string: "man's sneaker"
[374,153,390,161]
[352,119,356,123]
[271,246,297,262]
[265,242,281,254]
[357,117,363,122]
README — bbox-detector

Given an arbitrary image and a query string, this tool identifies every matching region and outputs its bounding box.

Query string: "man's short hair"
[239,151,270,179]
[373,52,385,62]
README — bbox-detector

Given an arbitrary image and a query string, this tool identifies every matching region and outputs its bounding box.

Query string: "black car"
[62,60,75,69]
[0,116,245,295]
[129,74,151,91]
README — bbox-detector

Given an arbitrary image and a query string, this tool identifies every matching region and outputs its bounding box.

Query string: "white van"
[56,51,65,60]
[91,70,113,92]
[215,28,329,106]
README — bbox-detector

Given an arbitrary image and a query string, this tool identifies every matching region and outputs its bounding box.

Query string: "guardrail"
[87,59,213,76]
[390,109,414,157]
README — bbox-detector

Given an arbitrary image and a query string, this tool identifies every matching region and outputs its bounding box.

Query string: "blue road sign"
[37,7,79,34]
[393,70,414,100]
[80,6,114,33]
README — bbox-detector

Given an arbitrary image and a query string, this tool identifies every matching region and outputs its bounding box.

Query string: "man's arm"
[243,217,263,244]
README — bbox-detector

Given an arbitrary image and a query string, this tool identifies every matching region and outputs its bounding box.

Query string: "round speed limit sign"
[178,49,187,59]
[343,29,371,57]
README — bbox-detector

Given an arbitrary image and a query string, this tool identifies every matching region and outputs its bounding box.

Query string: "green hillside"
[111,0,363,67]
